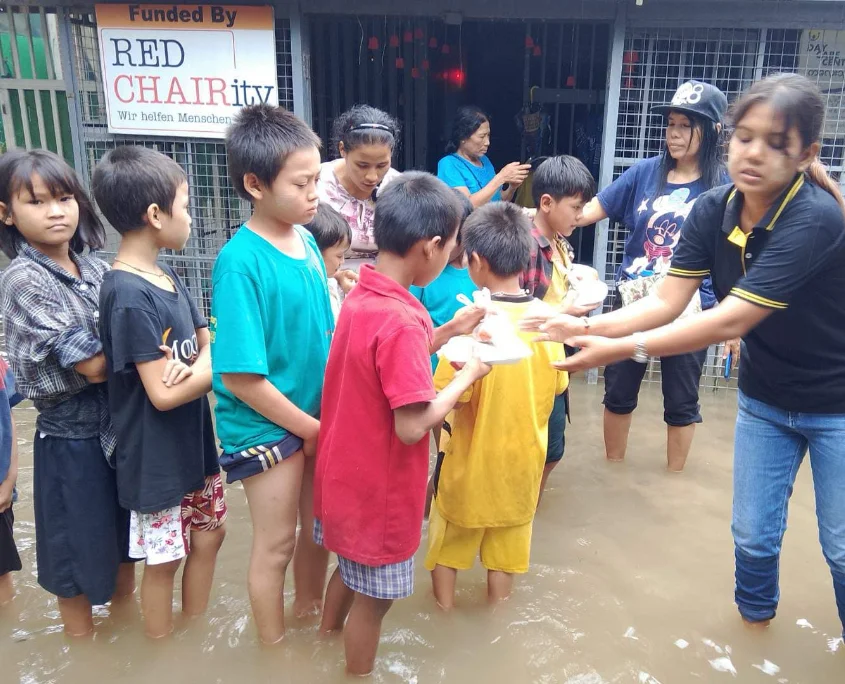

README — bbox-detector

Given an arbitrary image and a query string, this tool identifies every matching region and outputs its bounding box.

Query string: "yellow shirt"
[544,236,573,308]
[433,297,568,528]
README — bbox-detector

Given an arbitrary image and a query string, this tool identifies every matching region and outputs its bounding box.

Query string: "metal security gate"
[0,5,73,163]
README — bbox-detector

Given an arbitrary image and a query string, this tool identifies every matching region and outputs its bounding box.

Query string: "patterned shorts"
[313,518,414,600]
[129,474,227,565]
[219,434,303,484]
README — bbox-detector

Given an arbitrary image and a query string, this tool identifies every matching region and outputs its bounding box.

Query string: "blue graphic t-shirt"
[598,156,727,309]
[437,153,502,202]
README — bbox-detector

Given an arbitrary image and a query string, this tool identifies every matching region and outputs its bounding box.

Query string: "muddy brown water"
[1,381,842,683]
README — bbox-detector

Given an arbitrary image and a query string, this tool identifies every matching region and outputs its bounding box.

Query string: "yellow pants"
[425,500,534,574]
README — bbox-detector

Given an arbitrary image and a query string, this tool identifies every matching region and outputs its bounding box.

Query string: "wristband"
[632,332,649,364]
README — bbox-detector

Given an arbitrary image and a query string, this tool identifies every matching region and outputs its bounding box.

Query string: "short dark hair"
[304,203,351,252]
[531,155,596,206]
[373,172,462,257]
[226,104,321,201]
[331,104,400,159]
[461,202,532,277]
[446,106,489,153]
[92,146,187,235]
[0,149,105,259]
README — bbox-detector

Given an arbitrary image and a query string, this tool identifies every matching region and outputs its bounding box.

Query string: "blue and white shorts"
[313,518,415,600]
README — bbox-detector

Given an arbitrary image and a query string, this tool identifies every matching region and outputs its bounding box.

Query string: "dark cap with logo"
[652,80,728,124]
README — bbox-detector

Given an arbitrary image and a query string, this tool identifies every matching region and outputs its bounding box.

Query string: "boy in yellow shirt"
[426,202,567,609]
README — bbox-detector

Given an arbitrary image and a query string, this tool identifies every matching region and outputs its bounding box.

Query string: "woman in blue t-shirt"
[437,106,530,207]
[577,80,731,473]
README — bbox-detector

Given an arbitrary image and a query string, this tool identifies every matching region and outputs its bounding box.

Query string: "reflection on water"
[1,383,842,683]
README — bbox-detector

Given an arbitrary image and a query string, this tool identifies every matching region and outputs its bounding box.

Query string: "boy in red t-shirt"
[313,172,490,676]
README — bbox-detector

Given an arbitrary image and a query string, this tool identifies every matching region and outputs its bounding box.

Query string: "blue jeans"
[733,391,845,635]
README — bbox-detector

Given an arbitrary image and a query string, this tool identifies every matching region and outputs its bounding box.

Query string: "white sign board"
[95,4,278,138]
[799,29,845,140]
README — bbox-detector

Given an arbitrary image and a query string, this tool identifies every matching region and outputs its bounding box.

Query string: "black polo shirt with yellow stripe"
[669,174,845,413]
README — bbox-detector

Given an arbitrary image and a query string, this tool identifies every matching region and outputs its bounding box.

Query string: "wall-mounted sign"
[95,4,278,138]
[799,29,844,139]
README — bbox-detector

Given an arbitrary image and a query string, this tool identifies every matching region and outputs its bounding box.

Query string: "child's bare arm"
[394,358,489,445]
[221,374,320,455]
[136,347,212,411]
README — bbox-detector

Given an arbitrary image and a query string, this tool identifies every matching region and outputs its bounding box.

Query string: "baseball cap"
[652,80,728,124]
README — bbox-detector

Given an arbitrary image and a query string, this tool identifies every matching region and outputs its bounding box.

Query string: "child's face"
[340,143,393,198]
[2,173,79,252]
[157,181,192,250]
[542,194,586,238]
[256,147,321,226]
[322,238,348,278]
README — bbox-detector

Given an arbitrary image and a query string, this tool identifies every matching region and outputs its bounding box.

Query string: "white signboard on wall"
[799,29,845,140]
[95,4,278,138]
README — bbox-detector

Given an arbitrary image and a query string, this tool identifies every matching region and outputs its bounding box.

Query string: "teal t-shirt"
[410,264,476,371]
[437,153,501,202]
[210,225,334,453]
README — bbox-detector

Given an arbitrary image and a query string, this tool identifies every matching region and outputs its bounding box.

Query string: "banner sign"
[95,4,277,138]
[799,29,844,139]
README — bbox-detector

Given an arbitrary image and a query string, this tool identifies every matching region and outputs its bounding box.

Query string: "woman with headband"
[317,105,401,262]
[438,106,530,207]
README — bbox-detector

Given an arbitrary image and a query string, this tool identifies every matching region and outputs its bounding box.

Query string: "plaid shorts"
[129,474,227,565]
[313,518,414,600]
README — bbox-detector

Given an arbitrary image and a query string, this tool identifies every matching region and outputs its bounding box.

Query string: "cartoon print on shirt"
[627,187,698,275]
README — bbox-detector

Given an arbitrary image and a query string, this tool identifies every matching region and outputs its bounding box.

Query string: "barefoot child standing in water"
[314,172,491,675]
[0,150,135,636]
[0,357,23,607]
[94,146,227,639]
[212,105,333,643]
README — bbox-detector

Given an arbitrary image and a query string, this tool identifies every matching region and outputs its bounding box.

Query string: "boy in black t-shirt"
[93,147,227,639]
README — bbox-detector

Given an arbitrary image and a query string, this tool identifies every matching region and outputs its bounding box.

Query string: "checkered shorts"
[313,518,415,600]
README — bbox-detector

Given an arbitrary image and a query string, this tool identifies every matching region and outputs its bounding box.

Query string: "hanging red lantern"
[411,67,420,78]
[525,36,535,48]
[395,57,405,69]
[441,43,451,54]
[368,36,379,50]
[533,45,542,57]
[389,34,400,48]
[566,75,576,87]
[428,36,438,49]
[414,27,424,40]
[403,30,413,43]
[422,59,430,71]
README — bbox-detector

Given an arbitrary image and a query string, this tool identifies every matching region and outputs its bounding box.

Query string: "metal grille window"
[64,9,296,317]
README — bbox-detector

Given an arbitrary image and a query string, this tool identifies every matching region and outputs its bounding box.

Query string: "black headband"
[348,123,394,135]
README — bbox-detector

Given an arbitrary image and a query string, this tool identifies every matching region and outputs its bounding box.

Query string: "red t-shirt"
[314,265,436,566]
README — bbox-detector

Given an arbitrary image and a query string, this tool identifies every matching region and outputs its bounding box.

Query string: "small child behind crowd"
[426,202,567,608]
[313,172,490,676]
[303,202,353,321]
[521,156,597,498]
[94,146,227,638]
[0,357,22,606]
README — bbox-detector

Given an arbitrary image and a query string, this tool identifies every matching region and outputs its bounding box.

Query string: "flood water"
[1,381,842,683]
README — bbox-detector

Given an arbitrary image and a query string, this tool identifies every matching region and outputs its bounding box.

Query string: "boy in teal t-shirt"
[410,192,475,371]
[210,104,333,644]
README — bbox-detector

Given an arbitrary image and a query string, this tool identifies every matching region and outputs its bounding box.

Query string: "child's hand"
[458,355,492,382]
[449,304,487,336]
[335,269,359,295]
[159,345,193,387]
[521,313,586,344]
[559,290,600,318]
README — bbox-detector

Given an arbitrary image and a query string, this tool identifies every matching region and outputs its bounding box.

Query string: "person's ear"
[422,235,443,260]
[242,173,264,202]
[145,203,162,231]
[338,142,347,159]
[715,122,723,135]
[0,202,11,225]
[540,194,554,214]
[797,141,821,173]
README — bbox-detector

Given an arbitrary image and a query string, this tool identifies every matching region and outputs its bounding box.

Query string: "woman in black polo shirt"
[525,73,845,635]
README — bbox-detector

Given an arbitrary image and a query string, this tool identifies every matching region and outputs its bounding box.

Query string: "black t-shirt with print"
[99,266,219,513]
